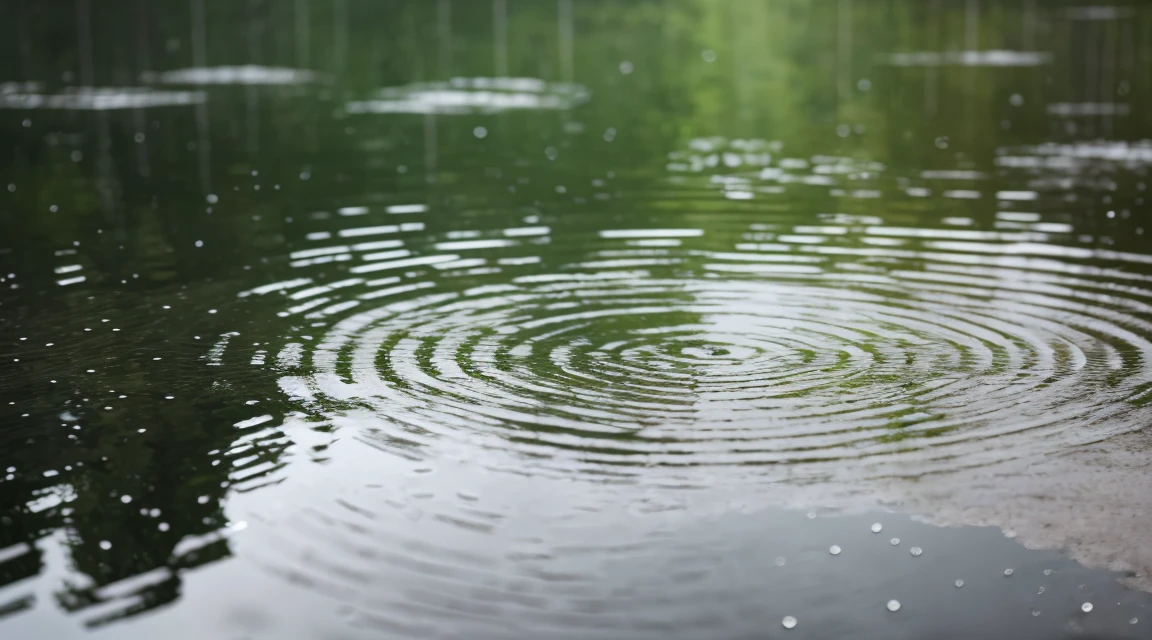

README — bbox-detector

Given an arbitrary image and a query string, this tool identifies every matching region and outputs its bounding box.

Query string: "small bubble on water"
[99,540,112,550]
[935,136,949,149]
[829,545,841,556]
[871,522,883,533]
[1082,602,1093,613]
[619,61,634,74]
[1043,569,1052,576]
[473,126,488,139]
[1004,569,1014,577]
[120,495,132,503]
[807,511,817,519]
[701,50,717,62]
[887,600,901,612]
[836,124,851,138]
[134,132,145,143]
[775,556,786,567]
[1010,94,1025,106]
[890,538,900,546]
[1131,617,1139,625]
[194,240,203,248]
[206,194,218,204]
[910,547,923,557]
[858,78,872,91]
[197,495,209,504]
[782,616,797,629]
[1031,609,1041,617]
[955,580,964,588]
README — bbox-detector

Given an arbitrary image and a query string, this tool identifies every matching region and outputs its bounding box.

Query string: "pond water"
[2,0,1152,638]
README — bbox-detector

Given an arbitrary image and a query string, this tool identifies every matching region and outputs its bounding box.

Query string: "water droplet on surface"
[1043,569,1052,576]
[473,126,487,139]
[910,547,922,557]
[806,511,816,519]
[99,540,112,550]
[890,538,900,546]
[871,522,883,533]
[1010,93,1025,106]
[1031,609,1041,617]
[955,579,964,588]
[1131,617,1139,625]
[829,545,841,556]
[887,600,901,612]
[775,556,786,567]
[782,616,797,629]
[701,50,717,63]
[618,61,633,74]
[1004,568,1014,577]
[1082,602,1093,613]
[836,124,851,138]
[858,78,872,91]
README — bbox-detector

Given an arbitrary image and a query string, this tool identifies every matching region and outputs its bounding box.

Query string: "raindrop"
[1031,609,1041,617]
[1009,93,1025,106]
[955,579,964,588]
[603,128,616,142]
[829,545,842,556]
[782,616,797,629]
[890,538,900,546]
[1131,618,1139,625]
[619,61,634,75]
[887,600,901,612]
[935,136,949,149]
[1043,569,1052,576]
[836,124,851,138]
[544,146,559,161]
[206,194,218,204]
[120,495,132,504]
[99,540,112,550]
[1082,602,1093,613]
[71,150,83,162]
[871,522,883,533]
[1037,586,1045,595]
[910,547,923,557]
[775,556,786,567]
[473,126,488,139]
[1004,568,1014,577]
[194,240,204,248]
[701,50,717,63]
[858,78,872,91]
[134,132,145,143]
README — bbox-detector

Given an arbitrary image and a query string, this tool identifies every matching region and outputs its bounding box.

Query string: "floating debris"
[345,77,591,115]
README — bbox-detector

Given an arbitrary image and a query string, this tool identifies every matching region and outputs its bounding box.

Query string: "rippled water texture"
[2,0,1152,638]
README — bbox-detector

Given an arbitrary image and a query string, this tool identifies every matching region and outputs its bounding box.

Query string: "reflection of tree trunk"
[190,0,211,193]
[332,0,347,75]
[493,0,508,77]
[438,0,451,78]
[559,0,574,82]
[76,0,95,86]
[295,0,310,68]
[1022,0,1036,50]
[837,0,851,104]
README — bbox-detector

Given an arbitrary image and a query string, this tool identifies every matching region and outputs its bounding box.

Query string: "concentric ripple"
[249,136,1152,486]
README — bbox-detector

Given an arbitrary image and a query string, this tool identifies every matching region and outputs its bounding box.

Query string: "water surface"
[2,0,1152,637]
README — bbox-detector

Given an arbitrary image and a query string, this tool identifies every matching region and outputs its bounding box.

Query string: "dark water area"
[2,0,1152,638]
